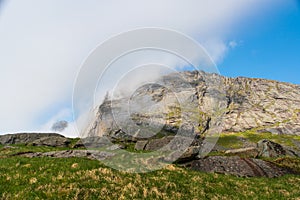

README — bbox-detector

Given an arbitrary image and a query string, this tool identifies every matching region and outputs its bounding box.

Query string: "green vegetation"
[216,131,300,149]
[0,144,69,158]
[1,132,300,199]
[1,156,300,200]
[267,157,300,174]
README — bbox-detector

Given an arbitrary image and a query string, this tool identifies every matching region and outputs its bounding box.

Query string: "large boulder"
[134,136,201,162]
[0,133,65,145]
[257,139,300,158]
[187,156,295,178]
[134,140,149,151]
[32,136,70,147]
[164,146,200,163]
[144,136,174,151]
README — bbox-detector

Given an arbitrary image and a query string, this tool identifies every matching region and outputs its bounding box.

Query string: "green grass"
[1,156,300,200]
[1,134,300,199]
[265,157,300,174]
[216,134,244,149]
[0,145,70,158]
[216,131,300,149]
[241,131,300,146]
[0,138,81,157]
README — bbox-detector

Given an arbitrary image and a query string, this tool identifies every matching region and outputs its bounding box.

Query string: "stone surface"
[164,146,200,163]
[21,150,115,161]
[134,140,148,151]
[0,133,65,145]
[32,136,70,147]
[106,144,123,151]
[86,71,300,142]
[73,137,111,149]
[187,156,295,178]
[225,147,259,158]
[144,136,175,151]
[257,139,300,158]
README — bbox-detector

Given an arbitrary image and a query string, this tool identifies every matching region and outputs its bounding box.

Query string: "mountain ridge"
[86,70,300,140]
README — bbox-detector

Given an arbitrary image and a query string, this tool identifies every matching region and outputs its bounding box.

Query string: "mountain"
[1,70,300,180]
[86,70,300,140]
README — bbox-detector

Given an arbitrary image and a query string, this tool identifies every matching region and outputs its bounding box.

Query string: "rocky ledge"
[1,133,299,178]
[186,156,297,178]
[0,133,70,147]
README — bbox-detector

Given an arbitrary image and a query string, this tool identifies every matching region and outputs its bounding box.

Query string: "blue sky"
[0,1,299,136]
[220,2,300,84]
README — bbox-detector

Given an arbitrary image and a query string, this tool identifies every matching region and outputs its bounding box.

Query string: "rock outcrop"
[32,136,70,147]
[0,133,66,145]
[20,150,115,161]
[86,71,300,141]
[187,156,296,178]
[1,71,299,178]
[257,139,300,158]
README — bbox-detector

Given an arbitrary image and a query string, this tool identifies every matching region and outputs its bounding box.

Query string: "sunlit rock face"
[85,71,300,140]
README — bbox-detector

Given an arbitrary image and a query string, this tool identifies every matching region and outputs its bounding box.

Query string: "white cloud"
[0,0,288,136]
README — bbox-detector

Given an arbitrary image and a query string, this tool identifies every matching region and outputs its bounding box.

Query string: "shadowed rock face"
[187,156,296,178]
[86,71,300,139]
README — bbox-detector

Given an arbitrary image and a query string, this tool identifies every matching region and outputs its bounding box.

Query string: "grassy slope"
[0,156,300,200]
[0,133,300,200]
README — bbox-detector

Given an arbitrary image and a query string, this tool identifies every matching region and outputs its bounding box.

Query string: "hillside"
[0,133,300,199]
[1,71,300,199]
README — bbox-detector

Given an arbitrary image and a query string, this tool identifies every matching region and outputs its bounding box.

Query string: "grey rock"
[144,136,175,151]
[164,146,200,163]
[32,136,70,147]
[134,140,148,151]
[0,133,65,145]
[256,139,299,158]
[22,150,115,161]
[187,156,295,178]
[137,136,201,162]
[257,139,287,158]
[86,71,300,141]
[106,144,122,151]
[73,137,112,149]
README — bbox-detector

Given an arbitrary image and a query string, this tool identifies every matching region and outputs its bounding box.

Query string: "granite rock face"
[86,71,300,140]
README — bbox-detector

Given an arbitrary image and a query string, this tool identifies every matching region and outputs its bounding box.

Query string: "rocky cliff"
[86,71,300,140]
